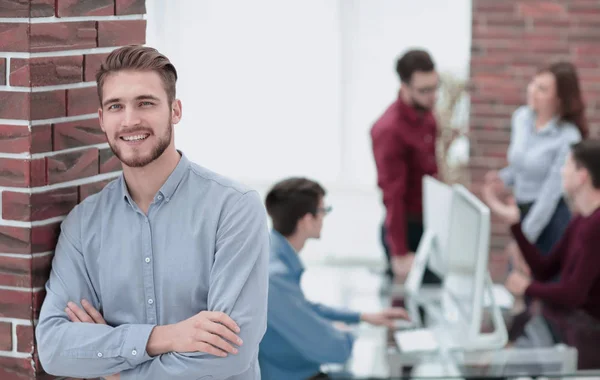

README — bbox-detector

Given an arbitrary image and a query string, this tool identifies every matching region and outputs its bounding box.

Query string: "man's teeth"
[122,134,148,141]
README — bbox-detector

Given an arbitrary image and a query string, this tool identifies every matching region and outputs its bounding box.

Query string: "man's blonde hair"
[96,45,178,105]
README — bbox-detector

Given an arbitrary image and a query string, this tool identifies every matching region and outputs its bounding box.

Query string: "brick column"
[469,0,600,276]
[0,1,146,378]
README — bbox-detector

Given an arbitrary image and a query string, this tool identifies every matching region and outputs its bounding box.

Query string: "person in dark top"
[370,49,440,281]
[483,139,600,319]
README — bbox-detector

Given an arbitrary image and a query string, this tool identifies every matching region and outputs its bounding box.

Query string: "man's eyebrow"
[135,95,161,102]
[102,95,161,107]
[102,97,120,107]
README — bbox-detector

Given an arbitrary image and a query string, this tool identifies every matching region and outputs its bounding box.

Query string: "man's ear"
[296,213,311,230]
[98,108,105,132]
[171,99,182,125]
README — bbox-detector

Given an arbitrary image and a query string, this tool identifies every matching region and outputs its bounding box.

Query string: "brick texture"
[116,0,145,15]
[2,187,79,222]
[30,90,67,120]
[97,20,146,47]
[47,148,99,184]
[0,92,30,120]
[0,0,30,18]
[67,86,99,116]
[0,322,12,351]
[53,118,106,151]
[0,125,53,155]
[0,2,145,378]
[0,58,5,86]
[470,0,600,264]
[30,0,55,18]
[0,254,53,288]
[99,148,120,174]
[30,22,97,53]
[0,23,29,52]
[10,56,84,87]
[0,357,35,380]
[84,53,109,82]
[16,325,34,353]
[56,0,114,17]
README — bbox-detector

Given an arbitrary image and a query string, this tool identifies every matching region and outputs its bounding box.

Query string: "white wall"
[146,0,472,264]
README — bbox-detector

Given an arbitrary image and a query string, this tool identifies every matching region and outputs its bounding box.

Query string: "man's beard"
[108,122,172,168]
[411,95,431,112]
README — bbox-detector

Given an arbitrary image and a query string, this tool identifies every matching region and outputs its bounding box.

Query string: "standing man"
[36,45,270,380]
[371,49,440,281]
[259,177,409,380]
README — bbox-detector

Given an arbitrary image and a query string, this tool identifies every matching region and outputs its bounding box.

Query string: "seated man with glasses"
[258,177,409,380]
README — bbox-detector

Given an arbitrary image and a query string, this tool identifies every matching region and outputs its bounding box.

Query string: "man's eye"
[140,101,154,107]
[108,104,121,110]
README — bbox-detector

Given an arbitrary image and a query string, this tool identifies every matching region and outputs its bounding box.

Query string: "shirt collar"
[524,107,560,136]
[395,96,430,125]
[270,229,304,277]
[537,117,560,135]
[120,150,190,205]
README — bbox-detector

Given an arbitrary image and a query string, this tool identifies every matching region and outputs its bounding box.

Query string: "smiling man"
[35,45,270,380]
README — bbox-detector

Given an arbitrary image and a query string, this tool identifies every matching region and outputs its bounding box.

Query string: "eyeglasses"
[316,206,333,215]
[412,83,440,95]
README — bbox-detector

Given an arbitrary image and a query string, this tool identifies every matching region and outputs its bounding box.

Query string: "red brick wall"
[0,1,145,379]
[469,0,600,262]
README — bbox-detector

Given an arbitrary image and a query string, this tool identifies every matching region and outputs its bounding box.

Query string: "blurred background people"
[483,62,587,277]
[259,178,409,380]
[370,49,441,282]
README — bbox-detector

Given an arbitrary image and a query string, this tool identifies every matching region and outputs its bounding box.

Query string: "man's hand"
[66,300,119,380]
[506,241,531,277]
[361,308,410,329]
[66,299,106,324]
[147,311,242,358]
[482,179,520,225]
[484,170,503,189]
[505,270,532,296]
[391,253,415,279]
[332,321,352,332]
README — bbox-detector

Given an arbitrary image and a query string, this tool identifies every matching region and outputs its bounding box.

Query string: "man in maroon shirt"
[483,140,600,319]
[370,49,440,280]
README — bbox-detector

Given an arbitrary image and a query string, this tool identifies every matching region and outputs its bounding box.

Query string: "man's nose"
[121,107,142,127]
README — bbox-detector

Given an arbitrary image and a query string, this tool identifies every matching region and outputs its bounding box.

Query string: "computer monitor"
[422,176,453,277]
[397,184,508,352]
[441,184,507,349]
[405,176,453,294]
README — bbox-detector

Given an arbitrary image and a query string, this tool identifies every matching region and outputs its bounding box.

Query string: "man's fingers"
[67,302,93,323]
[81,299,106,324]
[205,321,243,346]
[195,342,228,358]
[204,311,240,333]
[196,330,238,355]
[390,309,410,320]
[65,307,81,322]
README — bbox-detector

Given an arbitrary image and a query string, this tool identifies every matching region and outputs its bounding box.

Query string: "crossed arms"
[36,191,270,380]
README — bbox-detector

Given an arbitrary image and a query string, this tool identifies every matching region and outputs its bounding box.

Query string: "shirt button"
[157,194,163,200]
[145,257,151,263]
[97,352,103,358]
[132,350,138,356]
[148,299,154,305]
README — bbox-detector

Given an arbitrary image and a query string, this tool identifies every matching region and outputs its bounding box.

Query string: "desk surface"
[301,265,600,379]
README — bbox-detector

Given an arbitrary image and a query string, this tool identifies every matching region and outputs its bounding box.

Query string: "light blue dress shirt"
[499,106,581,242]
[258,230,361,380]
[36,152,270,380]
